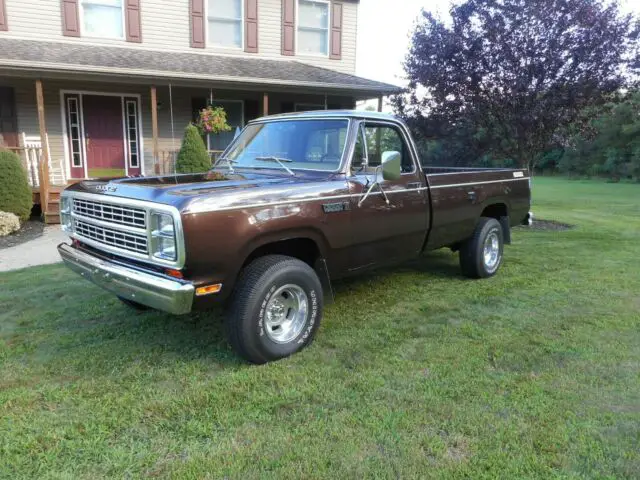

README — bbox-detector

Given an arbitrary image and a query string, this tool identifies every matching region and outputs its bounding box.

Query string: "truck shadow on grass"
[25,252,462,372]
[332,250,464,295]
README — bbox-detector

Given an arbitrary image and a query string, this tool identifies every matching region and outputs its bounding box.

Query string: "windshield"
[220,119,350,172]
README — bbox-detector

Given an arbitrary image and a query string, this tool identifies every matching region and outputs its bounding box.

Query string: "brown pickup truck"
[58,110,532,363]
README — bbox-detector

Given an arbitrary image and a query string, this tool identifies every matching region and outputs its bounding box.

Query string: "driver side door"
[347,121,429,271]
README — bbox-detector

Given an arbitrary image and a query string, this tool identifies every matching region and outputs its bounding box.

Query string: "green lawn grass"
[1,177,639,479]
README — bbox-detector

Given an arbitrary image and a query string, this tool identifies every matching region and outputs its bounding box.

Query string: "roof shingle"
[0,38,400,95]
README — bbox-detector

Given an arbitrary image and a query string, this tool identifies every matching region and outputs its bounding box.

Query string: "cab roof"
[251,110,402,123]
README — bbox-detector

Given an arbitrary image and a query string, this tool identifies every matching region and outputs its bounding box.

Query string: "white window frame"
[66,97,84,168]
[125,100,141,169]
[206,99,245,150]
[79,0,126,40]
[206,0,245,50]
[60,90,145,179]
[295,0,331,57]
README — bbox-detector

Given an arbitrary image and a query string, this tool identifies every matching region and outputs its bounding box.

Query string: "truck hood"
[64,170,346,213]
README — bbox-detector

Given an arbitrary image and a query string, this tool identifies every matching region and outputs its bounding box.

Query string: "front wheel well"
[243,238,321,269]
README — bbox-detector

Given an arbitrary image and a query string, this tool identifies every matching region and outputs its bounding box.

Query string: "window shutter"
[0,0,8,31]
[125,0,142,43]
[190,0,205,48]
[330,2,343,60]
[244,0,258,53]
[61,0,80,37]
[281,0,295,56]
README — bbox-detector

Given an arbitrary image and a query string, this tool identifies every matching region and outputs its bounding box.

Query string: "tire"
[225,255,323,364]
[459,217,504,279]
[118,296,150,311]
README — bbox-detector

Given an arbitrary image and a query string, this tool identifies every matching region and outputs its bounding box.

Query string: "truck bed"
[421,166,531,250]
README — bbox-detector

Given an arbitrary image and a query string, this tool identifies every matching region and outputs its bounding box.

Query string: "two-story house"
[0,0,398,222]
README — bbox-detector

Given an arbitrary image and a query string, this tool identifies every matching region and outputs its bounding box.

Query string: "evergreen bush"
[175,124,211,174]
[0,150,32,222]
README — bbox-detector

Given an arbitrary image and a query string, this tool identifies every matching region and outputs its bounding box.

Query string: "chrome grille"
[73,198,146,229]
[75,220,148,255]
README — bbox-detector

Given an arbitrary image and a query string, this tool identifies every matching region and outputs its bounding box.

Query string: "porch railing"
[155,150,224,174]
[6,146,43,188]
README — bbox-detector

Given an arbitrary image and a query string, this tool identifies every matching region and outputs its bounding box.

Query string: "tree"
[0,150,33,222]
[176,124,211,174]
[395,0,640,170]
[561,90,640,180]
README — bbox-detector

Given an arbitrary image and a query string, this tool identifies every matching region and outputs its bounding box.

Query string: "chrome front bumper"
[58,243,194,315]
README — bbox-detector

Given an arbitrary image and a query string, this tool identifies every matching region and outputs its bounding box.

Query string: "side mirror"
[381,151,401,181]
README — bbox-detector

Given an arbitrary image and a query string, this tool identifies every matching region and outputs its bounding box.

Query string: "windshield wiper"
[215,157,238,173]
[255,156,296,176]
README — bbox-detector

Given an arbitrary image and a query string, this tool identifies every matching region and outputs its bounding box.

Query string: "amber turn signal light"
[196,284,223,296]
[164,269,184,279]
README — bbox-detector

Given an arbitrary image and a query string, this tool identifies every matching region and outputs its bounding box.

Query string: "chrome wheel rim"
[264,284,309,344]
[483,232,501,271]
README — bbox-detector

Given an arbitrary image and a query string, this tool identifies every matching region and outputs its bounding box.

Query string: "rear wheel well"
[481,203,508,219]
[243,238,321,268]
[480,203,511,244]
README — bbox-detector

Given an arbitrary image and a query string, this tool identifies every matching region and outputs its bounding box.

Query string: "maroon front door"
[82,95,126,178]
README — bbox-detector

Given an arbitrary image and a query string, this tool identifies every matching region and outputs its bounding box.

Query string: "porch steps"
[43,186,64,225]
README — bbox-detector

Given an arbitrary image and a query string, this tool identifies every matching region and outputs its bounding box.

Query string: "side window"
[362,124,414,173]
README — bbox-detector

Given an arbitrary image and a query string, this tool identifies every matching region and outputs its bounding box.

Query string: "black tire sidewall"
[475,220,504,277]
[242,262,323,361]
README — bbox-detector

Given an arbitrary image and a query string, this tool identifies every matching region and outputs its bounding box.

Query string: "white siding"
[2,0,357,74]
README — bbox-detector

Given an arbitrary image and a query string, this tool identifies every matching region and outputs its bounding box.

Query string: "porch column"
[150,85,160,174]
[263,92,269,116]
[377,96,384,112]
[324,94,328,110]
[35,79,51,215]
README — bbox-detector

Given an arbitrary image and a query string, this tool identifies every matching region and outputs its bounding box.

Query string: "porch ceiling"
[0,38,401,99]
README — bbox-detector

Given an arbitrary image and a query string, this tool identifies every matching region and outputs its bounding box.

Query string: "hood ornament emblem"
[95,184,117,193]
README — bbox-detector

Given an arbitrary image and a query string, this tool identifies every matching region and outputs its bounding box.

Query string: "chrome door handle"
[467,191,477,202]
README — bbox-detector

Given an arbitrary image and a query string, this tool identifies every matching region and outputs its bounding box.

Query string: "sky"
[356,0,449,87]
[356,0,640,90]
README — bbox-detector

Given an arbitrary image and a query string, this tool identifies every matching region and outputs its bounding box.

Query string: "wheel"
[118,296,150,311]
[459,217,504,279]
[225,255,323,364]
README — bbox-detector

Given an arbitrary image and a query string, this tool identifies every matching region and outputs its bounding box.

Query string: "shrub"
[175,124,211,174]
[0,150,32,222]
[0,211,21,237]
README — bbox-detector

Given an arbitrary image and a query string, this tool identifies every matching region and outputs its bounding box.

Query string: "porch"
[0,39,399,224]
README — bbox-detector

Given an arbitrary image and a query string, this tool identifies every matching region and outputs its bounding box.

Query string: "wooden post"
[35,79,50,216]
[151,85,160,174]
[377,96,384,112]
[263,92,269,116]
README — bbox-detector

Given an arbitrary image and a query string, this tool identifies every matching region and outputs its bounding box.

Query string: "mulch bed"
[517,219,574,231]
[0,219,46,250]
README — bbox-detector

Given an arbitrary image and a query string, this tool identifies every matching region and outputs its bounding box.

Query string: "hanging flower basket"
[196,106,232,136]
